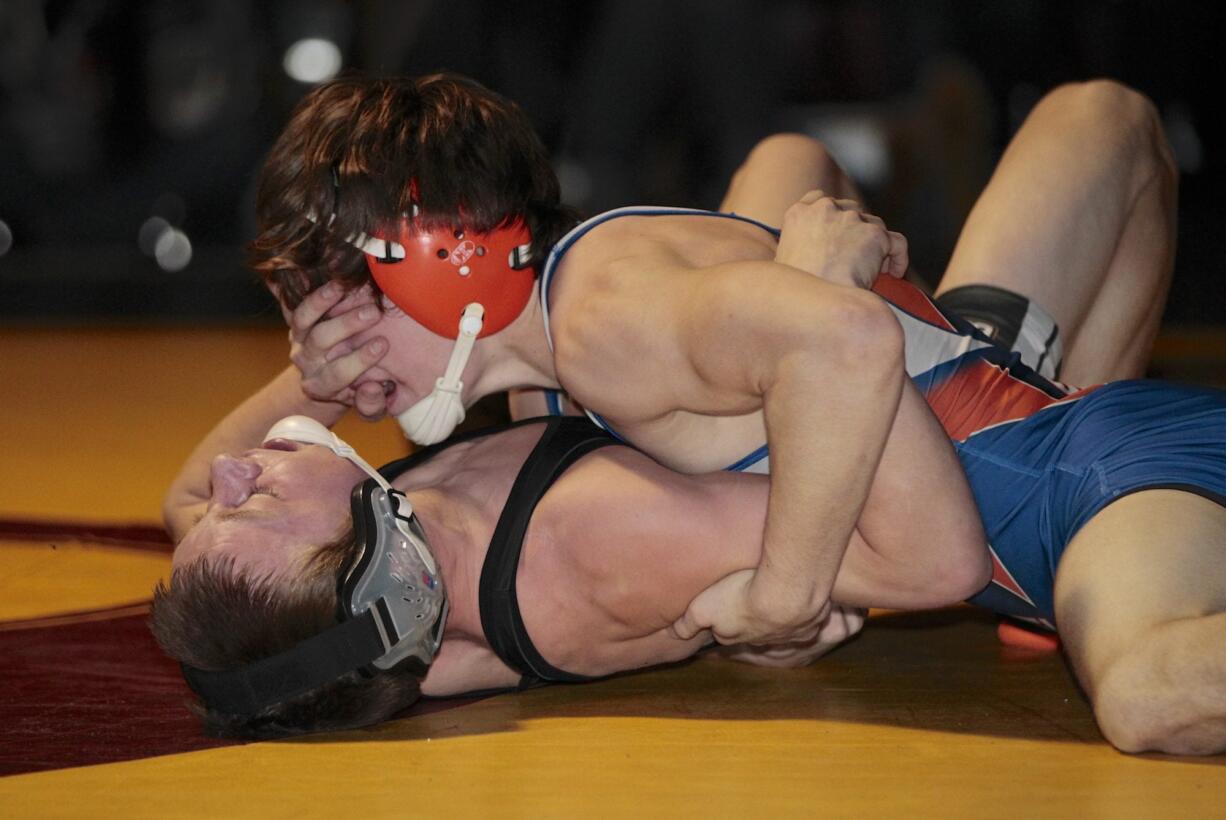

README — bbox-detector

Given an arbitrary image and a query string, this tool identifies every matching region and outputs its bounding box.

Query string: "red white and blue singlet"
[540,207,1226,629]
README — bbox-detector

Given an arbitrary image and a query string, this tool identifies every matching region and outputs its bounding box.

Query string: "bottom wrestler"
[155,378,1226,755]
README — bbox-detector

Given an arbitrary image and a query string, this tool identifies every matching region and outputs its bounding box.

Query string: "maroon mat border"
[0,517,172,552]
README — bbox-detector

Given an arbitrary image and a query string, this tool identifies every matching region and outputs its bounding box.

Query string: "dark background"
[2,0,1222,326]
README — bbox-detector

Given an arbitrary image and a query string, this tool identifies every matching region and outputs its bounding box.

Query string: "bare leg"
[1054,490,1226,754]
[718,133,864,225]
[935,80,1177,385]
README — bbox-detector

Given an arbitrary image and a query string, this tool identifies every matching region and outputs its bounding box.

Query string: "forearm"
[754,309,905,613]
[162,365,346,539]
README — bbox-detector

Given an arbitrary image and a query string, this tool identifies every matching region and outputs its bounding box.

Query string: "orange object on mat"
[997,620,1061,652]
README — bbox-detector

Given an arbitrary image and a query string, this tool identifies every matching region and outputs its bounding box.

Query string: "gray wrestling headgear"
[180,416,448,716]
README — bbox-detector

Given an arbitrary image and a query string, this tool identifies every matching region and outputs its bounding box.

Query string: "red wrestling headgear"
[308,171,537,444]
[360,217,535,339]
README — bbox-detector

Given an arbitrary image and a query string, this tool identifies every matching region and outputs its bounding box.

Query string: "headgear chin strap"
[396,303,484,446]
[180,416,448,717]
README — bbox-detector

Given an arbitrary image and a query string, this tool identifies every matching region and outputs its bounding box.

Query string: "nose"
[208,454,262,508]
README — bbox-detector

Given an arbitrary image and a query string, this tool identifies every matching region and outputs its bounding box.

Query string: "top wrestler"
[211,72,1174,651]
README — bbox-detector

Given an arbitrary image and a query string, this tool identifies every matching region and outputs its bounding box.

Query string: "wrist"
[277,366,348,425]
[748,567,831,619]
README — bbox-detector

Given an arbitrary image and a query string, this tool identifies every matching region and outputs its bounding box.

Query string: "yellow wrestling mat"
[1,326,1224,818]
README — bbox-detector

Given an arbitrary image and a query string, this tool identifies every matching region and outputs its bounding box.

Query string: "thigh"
[1054,489,1226,692]
[934,82,1157,339]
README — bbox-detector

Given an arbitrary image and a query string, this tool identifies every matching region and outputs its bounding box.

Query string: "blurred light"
[138,216,172,256]
[0,220,12,257]
[155,228,193,272]
[806,115,891,189]
[283,38,342,83]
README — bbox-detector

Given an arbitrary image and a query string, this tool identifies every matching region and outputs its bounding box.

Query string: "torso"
[542,207,1078,473]
[389,418,766,696]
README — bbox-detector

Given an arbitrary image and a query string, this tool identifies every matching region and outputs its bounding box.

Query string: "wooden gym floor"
[1,325,1224,818]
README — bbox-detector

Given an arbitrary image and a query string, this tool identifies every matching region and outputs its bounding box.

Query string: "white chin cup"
[264,415,390,491]
[397,381,467,446]
[396,303,484,446]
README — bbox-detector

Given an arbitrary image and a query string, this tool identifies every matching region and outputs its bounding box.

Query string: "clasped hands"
[670,568,866,667]
[774,189,909,288]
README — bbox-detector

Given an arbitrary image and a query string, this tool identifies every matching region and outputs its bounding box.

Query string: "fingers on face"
[290,284,380,340]
[291,283,343,338]
[308,337,388,397]
[308,302,383,352]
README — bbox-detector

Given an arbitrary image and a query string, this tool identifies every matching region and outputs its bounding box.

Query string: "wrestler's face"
[172,441,366,580]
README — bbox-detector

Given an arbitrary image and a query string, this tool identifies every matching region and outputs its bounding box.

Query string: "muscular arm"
[532,429,987,677]
[835,380,990,608]
[553,252,906,644]
[162,366,347,541]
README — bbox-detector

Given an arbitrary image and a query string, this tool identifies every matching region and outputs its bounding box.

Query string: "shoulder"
[419,636,521,697]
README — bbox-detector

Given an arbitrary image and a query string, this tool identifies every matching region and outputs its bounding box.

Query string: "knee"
[1091,662,1160,753]
[1090,649,1211,755]
[1041,80,1176,187]
[735,133,841,185]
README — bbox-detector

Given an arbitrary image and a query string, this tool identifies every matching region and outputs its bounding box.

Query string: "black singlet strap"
[479,417,619,685]
[378,416,553,481]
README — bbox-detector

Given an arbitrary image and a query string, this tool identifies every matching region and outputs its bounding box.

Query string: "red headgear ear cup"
[367,219,534,339]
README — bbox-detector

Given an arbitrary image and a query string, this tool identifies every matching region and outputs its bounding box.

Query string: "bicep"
[671,262,899,411]
[555,257,894,419]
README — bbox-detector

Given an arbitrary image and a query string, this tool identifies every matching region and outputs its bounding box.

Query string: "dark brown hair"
[249,71,579,308]
[149,529,422,738]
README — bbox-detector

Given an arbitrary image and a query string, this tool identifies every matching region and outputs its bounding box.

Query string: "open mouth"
[262,438,300,452]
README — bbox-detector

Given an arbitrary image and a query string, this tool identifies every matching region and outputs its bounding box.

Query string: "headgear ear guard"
[180,416,448,717]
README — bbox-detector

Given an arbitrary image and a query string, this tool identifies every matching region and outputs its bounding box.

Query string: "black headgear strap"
[181,606,394,716]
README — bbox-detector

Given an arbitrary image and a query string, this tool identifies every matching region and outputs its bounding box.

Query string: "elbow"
[816,290,905,380]
[916,540,991,609]
[950,541,992,601]
[909,526,991,608]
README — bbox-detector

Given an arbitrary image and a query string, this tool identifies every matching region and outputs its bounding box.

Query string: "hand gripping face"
[180,416,448,717]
